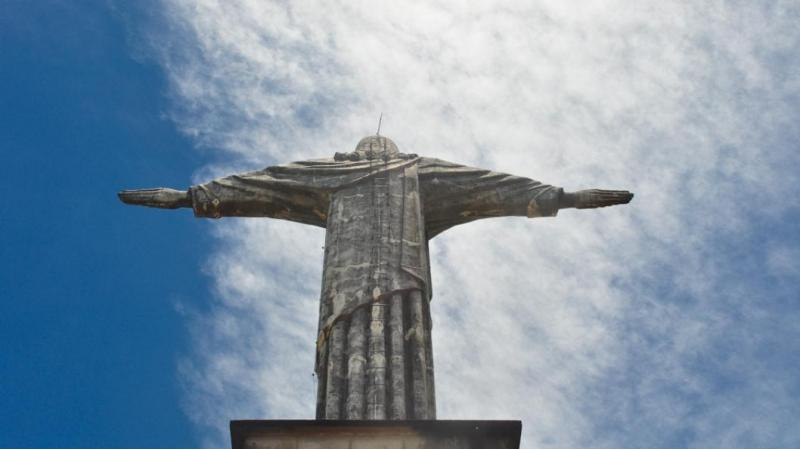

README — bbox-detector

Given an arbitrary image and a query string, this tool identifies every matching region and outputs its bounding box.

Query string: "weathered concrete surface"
[230,420,522,449]
[118,135,634,420]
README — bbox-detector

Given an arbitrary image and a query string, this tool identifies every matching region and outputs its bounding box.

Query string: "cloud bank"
[137,1,800,446]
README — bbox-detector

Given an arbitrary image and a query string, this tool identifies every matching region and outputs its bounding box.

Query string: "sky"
[2,0,800,448]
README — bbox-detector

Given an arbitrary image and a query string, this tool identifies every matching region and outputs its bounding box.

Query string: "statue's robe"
[189,156,563,420]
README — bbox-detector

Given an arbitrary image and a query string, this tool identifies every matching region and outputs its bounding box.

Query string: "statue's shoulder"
[266,157,338,169]
[417,157,464,170]
[289,157,338,165]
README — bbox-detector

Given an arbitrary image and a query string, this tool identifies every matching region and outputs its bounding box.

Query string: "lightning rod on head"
[376,113,383,136]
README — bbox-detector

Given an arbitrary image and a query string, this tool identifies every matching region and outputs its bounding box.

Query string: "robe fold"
[189,155,562,419]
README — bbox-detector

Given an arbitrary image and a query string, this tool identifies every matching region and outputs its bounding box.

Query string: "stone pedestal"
[230,420,521,449]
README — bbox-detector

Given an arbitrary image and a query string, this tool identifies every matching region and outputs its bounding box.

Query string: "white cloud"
[139,0,800,446]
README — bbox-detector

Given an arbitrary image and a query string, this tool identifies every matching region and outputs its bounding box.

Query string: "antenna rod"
[376,113,383,136]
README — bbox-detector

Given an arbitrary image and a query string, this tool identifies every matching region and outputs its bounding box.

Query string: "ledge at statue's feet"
[230,419,521,449]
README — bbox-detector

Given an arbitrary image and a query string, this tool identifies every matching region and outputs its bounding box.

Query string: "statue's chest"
[325,168,408,266]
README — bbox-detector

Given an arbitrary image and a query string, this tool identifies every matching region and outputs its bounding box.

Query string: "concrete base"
[230,420,521,449]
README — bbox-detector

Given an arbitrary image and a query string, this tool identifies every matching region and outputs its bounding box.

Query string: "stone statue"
[119,135,632,421]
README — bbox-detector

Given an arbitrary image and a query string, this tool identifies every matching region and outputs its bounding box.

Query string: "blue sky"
[1,2,203,446]
[2,1,800,448]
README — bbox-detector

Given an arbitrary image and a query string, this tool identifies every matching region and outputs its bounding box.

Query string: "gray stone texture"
[118,135,633,421]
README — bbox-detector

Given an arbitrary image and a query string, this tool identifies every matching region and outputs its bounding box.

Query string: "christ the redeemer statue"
[119,135,632,421]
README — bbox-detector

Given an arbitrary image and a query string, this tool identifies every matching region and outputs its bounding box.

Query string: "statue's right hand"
[573,189,634,209]
[118,188,192,209]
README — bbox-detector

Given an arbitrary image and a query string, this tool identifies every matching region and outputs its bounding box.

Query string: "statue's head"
[354,135,399,159]
[335,135,401,161]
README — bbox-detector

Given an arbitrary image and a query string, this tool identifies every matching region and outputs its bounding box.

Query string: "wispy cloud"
[137,1,800,446]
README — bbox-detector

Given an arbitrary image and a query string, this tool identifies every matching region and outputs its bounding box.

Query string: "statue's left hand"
[118,188,192,209]
[561,189,634,209]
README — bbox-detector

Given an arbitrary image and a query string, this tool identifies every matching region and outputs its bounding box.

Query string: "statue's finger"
[614,191,634,203]
[118,188,170,207]
[600,190,633,203]
[597,194,620,202]
[118,190,147,205]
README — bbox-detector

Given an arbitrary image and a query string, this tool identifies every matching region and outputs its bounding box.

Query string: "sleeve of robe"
[188,164,331,227]
[418,157,564,238]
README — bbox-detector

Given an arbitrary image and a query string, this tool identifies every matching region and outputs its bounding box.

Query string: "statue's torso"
[314,160,436,420]
[317,161,430,342]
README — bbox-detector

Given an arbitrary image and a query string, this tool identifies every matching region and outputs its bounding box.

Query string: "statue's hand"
[118,188,191,209]
[566,189,634,209]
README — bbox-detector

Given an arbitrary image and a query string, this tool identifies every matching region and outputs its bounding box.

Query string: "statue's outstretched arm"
[118,188,191,209]
[419,157,635,237]
[559,189,634,210]
[119,168,329,227]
